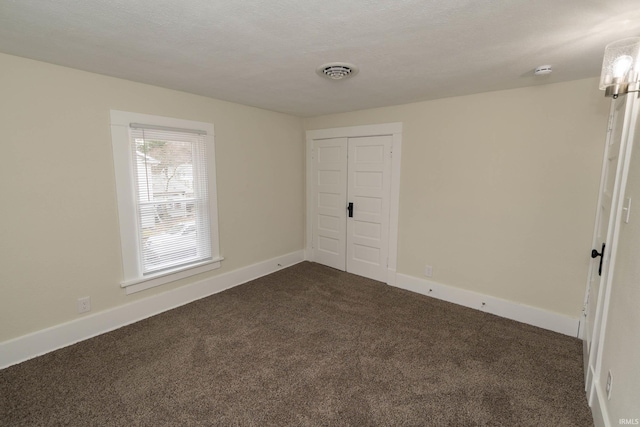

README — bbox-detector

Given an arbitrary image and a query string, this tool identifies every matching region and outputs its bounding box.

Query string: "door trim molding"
[590,378,611,427]
[305,123,403,284]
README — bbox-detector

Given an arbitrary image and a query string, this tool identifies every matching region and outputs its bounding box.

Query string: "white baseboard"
[0,250,305,370]
[577,315,586,340]
[584,341,592,392]
[394,273,581,337]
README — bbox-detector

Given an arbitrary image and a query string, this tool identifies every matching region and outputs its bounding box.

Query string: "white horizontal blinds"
[129,124,212,274]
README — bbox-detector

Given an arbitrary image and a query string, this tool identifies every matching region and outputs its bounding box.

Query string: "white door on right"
[583,94,638,394]
[346,135,392,282]
[585,98,627,356]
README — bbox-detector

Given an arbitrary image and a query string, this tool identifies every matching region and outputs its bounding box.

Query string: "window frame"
[110,110,222,294]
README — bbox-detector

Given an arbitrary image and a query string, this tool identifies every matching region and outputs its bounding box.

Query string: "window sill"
[121,257,224,294]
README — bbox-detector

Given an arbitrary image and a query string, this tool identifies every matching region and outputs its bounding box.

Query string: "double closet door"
[311,135,392,282]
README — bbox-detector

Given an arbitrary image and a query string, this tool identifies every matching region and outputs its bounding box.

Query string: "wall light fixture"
[599,37,640,98]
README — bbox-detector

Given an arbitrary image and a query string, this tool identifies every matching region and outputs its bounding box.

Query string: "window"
[110,111,221,294]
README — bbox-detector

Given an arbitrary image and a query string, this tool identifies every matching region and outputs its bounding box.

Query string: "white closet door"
[312,138,348,271]
[346,135,392,282]
[585,99,626,355]
[584,93,640,402]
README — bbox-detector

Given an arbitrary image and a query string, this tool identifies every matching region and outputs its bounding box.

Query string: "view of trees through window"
[135,137,200,271]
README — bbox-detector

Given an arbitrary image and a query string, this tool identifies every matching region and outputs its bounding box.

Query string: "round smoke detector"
[534,65,552,75]
[316,62,359,80]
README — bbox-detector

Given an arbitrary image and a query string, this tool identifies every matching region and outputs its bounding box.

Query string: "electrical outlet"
[77,297,91,314]
[606,370,613,400]
[424,265,433,277]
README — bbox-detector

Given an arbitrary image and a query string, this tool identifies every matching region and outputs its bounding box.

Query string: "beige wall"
[0,53,305,342]
[305,79,610,318]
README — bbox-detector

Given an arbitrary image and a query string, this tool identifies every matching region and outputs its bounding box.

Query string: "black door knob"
[591,243,605,276]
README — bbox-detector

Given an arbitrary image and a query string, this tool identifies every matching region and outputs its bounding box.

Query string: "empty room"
[1,1,639,426]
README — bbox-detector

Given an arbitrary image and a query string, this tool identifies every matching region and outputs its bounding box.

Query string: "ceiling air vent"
[316,62,359,80]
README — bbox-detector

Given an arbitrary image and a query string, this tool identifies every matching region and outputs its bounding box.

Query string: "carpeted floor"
[0,262,592,426]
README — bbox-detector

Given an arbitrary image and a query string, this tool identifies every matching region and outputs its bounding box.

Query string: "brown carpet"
[0,262,592,426]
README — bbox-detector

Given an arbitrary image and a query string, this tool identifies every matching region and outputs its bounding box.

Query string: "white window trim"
[110,110,222,294]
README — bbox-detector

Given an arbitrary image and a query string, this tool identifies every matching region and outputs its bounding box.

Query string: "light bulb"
[612,55,633,79]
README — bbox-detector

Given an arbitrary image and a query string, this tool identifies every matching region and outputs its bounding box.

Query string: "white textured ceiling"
[1,1,640,117]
